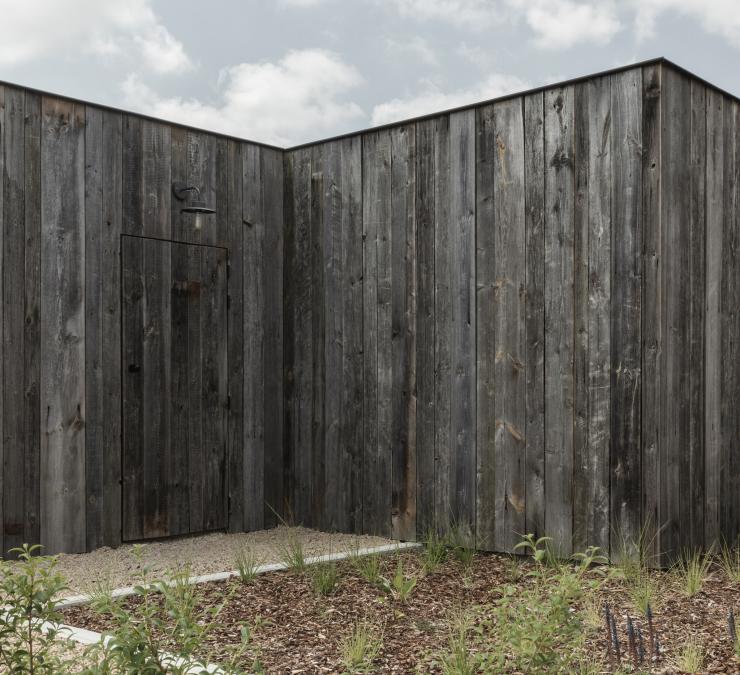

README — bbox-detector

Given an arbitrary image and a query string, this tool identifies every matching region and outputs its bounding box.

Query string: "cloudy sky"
[0,0,738,146]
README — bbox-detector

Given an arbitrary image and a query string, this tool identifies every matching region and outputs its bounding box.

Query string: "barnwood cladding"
[0,59,737,561]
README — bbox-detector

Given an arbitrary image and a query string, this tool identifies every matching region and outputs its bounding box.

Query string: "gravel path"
[53,526,395,597]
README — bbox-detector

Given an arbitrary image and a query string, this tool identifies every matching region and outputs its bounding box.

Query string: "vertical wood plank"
[201,244,228,530]
[363,130,392,537]
[391,125,417,541]
[493,99,526,552]
[286,148,313,524]
[341,136,364,533]
[641,64,662,564]
[415,119,436,538]
[40,97,86,554]
[433,116,452,535]
[226,140,244,533]
[572,81,590,553]
[660,67,691,564]
[720,100,740,545]
[523,92,546,541]
[686,81,706,551]
[449,110,476,545]
[475,104,496,550]
[262,147,284,528]
[84,105,104,550]
[24,92,42,549]
[322,141,342,531]
[704,89,723,548]
[3,87,25,553]
[611,69,642,557]
[544,86,575,556]
[242,144,264,528]
[310,144,326,528]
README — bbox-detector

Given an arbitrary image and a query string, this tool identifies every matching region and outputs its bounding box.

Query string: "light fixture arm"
[173,182,202,201]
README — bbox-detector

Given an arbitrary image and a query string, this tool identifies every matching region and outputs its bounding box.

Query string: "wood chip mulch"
[63,551,740,674]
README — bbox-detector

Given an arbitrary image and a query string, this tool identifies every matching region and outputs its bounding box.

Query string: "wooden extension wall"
[283,61,740,563]
[0,89,284,555]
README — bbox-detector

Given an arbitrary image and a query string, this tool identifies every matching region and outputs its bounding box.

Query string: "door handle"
[128,363,141,373]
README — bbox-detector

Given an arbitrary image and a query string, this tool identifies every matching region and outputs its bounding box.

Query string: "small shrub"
[675,637,704,673]
[719,540,740,583]
[276,530,306,573]
[0,544,73,674]
[84,547,253,673]
[674,549,712,597]
[479,568,586,673]
[340,620,383,672]
[422,528,447,574]
[351,552,382,585]
[310,561,339,596]
[379,557,418,603]
[234,546,260,584]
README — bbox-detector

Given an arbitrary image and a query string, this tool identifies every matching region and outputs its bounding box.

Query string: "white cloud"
[385,36,439,66]
[371,72,529,126]
[631,0,740,46]
[0,0,191,73]
[507,0,621,49]
[278,0,329,5]
[381,0,510,29]
[122,49,365,146]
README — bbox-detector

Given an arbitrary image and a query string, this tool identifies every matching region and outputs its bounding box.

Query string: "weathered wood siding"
[1,58,738,559]
[0,86,283,555]
[283,61,740,560]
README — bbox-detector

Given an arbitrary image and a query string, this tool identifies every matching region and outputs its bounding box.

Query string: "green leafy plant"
[422,528,448,574]
[379,557,418,603]
[675,637,704,673]
[350,552,382,585]
[0,544,73,674]
[479,567,586,673]
[513,533,554,566]
[310,561,339,596]
[674,549,712,597]
[276,530,306,573]
[340,620,383,673]
[83,547,254,674]
[234,546,260,584]
[719,540,740,583]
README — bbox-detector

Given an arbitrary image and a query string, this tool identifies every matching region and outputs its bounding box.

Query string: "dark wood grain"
[641,64,662,564]
[610,68,642,556]
[415,119,436,539]
[704,88,723,549]
[40,97,86,554]
[523,92,546,541]
[3,87,25,553]
[544,86,575,556]
[390,125,417,542]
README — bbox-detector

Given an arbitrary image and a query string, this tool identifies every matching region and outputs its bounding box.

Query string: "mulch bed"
[63,550,740,673]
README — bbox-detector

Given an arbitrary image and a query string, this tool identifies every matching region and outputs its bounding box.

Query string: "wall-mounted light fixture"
[172,182,216,230]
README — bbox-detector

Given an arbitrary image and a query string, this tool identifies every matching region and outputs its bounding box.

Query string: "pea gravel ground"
[52,526,395,597]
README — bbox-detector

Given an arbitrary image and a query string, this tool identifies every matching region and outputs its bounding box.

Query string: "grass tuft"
[422,528,448,574]
[310,561,339,596]
[718,540,740,583]
[276,529,307,573]
[350,552,382,585]
[234,545,260,584]
[675,637,704,673]
[674,549,712,597]
[340,620,383,672]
